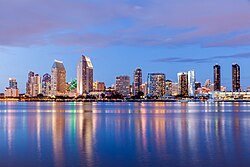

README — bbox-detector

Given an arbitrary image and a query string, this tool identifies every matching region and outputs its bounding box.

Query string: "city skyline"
[2,0,250,92]
[2,1,250,167]
[1,57,249,94]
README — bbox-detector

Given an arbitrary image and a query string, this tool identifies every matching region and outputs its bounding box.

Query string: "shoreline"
[1,98,250,103]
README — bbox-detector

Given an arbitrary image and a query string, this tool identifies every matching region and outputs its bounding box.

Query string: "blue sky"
[1,0,250,93]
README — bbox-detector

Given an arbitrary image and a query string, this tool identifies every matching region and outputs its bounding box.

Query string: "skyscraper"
[232,63,240,92]
[42,73,51,96]
[214,64,221,91]
[165,80,172,96]
[77,55,94,95]
[26,71,41,97]
[147,73,165,97]
[188,70,195,97]
[115,76,130,97]
[132,68,142,96]
[26,71,34,96]
[32,74,41,97]
[177,72,188,97]
[51,60,66,96]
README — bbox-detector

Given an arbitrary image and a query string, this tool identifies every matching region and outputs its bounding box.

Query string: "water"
[0,102,250,167]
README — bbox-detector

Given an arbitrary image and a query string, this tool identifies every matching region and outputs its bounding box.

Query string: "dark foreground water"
[1,102,250,167]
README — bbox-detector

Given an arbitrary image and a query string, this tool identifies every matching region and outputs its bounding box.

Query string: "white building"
[51,60,66,96]
[26,72,41,97]
[4,88,19,97]
[32,74,41,97]
[188,70,196,96]
[4,78,19,97]
[77,55,93,95]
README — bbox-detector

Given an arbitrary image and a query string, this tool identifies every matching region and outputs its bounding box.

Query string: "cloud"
[205,32,250,47]
[1,0,250,48]
[152,52,250,63]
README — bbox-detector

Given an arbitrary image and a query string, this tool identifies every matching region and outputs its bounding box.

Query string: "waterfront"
[1,102,250,167]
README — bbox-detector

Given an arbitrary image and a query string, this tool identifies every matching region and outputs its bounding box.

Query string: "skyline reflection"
[0,102,250,166]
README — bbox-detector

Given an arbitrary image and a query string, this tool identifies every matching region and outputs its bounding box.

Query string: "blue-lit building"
[147,73,166,97]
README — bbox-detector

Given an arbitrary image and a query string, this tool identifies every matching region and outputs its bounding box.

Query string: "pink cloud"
[1,0,250,47]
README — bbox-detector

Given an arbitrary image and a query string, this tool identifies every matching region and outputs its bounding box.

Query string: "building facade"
[115,76,130,97]
[42,73,51,96]
[188,70,195,96]
[165,79,172,96]
[132,68,142,96]
[77,55,94,95]
[51,60,66,96]
[147,73,165,97]
[32,74,41,97]
[26,71,34,96]
[172,82,179,96]
[4,88,19,97]
[177,72,188,97]
[214,64,221,91]
[232,63,240,92]
[141,82,148,96]
[5,78,19,97]
[93,81,105,92]
[26,71,41,97]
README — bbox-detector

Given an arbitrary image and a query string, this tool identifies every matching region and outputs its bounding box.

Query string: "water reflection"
[0,102,250,166]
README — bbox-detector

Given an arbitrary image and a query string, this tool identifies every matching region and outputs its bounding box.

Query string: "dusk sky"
[1,0,250,93]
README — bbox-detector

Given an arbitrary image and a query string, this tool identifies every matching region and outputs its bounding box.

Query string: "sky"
[1,0,250,93]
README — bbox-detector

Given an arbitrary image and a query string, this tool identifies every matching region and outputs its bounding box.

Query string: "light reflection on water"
[0,102,250,167]
[2,101,250,113]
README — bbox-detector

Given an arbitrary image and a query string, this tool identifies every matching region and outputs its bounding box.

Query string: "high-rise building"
[51,60,66,96]
[9,78,18,89]
[115,76,130,97]
[5,78,19,97]
[26,71,34,96]
[132,68,142,96]
[77,55,93,95]
[42,73,51,96]
[147,73,165,97]
[26,71,41,97]
[214,64,221,91]
[188,70,195,96]
[32,74,41,96]
[177,72,188,97]
[232,63,240,92]
[165,80,172,96]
